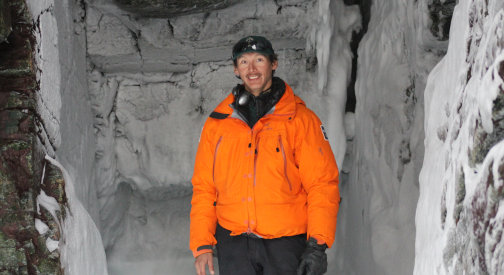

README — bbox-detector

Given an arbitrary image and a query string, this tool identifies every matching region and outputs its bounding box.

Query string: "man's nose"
[248,61,256,71]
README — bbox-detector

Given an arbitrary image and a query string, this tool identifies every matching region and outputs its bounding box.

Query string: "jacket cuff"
[309,234,328,246]
[193,245,213,258]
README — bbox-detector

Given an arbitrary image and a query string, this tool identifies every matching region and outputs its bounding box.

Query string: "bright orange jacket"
[190,82,340,257]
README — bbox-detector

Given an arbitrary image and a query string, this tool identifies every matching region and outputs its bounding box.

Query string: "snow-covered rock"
[415,0,504,273]
[21,0,504,274]
[333,0,449,274]
[27,0,99,221]
[43,156,108,275]
[25,0,104,273]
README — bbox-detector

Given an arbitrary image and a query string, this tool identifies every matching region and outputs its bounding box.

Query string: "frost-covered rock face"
[428,0,457,41]
[333,0,449,274]
[86,0,315,74]
[0,0,105,273]
[416,0,504,274]
[27,0,99,222]
[0,0,11,43]
[11,0,504,273]
[113,0,245,17]
[86,0,359,273]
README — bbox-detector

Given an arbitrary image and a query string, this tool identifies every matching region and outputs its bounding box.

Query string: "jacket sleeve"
[296,110,340,248]
[190,120,218,257]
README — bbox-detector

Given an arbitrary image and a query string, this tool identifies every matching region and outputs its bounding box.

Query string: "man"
[190,35,340,275]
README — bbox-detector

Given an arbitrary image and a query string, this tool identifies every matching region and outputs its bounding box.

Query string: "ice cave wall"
[27,0,107,273]
[6,0,504,274]
[416,0,504,274]
[333,0,454,274]
[84,0,358,273]
[27,0,99,224]
[1,0,106,273]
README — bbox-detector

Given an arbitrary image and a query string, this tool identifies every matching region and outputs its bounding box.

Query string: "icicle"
[307,0,334,92]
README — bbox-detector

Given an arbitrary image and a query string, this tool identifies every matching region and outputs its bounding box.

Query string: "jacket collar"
[212,78,301,119]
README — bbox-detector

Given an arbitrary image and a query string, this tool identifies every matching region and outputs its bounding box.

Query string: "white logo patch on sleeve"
[320,125,329,141]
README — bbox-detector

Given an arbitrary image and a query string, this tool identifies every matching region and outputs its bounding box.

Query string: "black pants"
[215,224,306,275]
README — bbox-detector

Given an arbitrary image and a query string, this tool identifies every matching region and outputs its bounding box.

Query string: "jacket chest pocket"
[256,131,300,195]
[213,134,251,202]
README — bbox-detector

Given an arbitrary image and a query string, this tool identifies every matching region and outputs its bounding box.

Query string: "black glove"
[297,237,328,275]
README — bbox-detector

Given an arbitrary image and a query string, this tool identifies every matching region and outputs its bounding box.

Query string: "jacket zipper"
[249,133,261,234]
[278,135,293,191]
[212,136,223,183]
[253,138,260,187]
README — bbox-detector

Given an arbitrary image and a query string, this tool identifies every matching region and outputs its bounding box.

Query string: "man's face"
[234,52,278,96]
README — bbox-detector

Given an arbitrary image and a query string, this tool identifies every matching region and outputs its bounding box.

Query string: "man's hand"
[296,238,328,275]
[195,252,215,275]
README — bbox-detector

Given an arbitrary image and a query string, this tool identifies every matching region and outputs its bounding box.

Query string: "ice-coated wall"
[333,0,451,274]
[26,0,106,273]
[17,0,504,274]
[27,0,99,223]
[12,0,504,273]
[85,0,357,273]
[415,0,504,273]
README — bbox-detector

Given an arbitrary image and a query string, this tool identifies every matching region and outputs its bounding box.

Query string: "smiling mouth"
[247,74,261,80]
